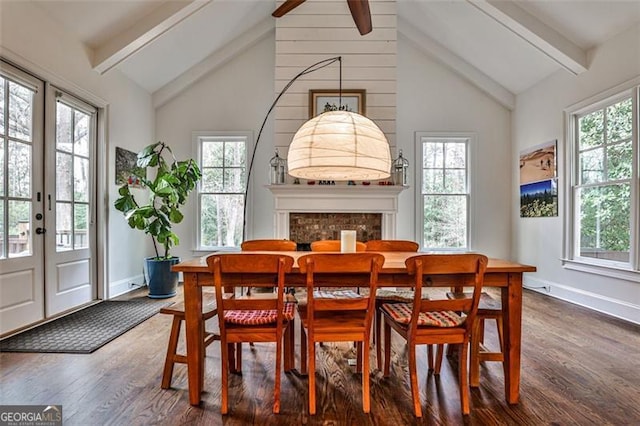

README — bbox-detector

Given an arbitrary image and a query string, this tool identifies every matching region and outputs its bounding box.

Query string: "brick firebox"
[289,213,382,245]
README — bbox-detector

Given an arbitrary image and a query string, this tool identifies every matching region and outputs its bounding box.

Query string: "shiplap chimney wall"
[274,0,397,166]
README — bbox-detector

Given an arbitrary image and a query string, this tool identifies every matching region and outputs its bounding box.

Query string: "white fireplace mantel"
[266,184,407,240]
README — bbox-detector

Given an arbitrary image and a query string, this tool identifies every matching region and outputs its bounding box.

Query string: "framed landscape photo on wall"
[309,89,366,117]
[519,140,557,184]
[519,140,558,217]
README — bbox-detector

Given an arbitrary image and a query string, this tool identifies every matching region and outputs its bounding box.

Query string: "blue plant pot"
[144,256,180,299]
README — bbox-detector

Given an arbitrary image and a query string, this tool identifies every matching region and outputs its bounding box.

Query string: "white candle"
[341,230,357,253]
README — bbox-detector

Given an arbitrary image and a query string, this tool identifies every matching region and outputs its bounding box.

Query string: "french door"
[0,61,97,335]
[43,85,97,317]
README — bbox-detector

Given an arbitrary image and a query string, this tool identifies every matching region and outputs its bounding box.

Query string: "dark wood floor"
[1,287,638,425]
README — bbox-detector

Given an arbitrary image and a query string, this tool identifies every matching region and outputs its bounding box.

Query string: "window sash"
[417,134,471,251]
[565,84,639,272]
[194,132,250,250]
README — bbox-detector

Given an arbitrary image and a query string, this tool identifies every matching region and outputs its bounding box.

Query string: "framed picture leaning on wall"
[309,89,366,117]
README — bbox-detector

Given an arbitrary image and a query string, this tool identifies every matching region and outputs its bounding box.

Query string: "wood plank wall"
[274,0,397,159]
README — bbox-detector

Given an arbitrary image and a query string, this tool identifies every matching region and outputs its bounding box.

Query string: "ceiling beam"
[153,16,274,108]
[468,0,587,75]
[92,0,211,75]
[399,17,515,111]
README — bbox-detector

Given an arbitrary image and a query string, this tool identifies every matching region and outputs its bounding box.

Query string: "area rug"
[0,299,173,354]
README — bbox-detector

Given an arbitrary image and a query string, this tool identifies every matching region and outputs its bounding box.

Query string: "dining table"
[172,251,536,406]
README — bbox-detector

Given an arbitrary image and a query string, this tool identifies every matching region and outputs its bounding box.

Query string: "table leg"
[184,272,204,406]
[502,272,522,404]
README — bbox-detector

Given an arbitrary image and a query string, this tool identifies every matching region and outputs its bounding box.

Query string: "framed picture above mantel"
[309,89,366,117]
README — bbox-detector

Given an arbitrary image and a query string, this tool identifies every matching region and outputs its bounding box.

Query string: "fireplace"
[267,185,406,245]
[290,213,382,249]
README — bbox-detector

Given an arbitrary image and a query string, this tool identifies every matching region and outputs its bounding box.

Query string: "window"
[566,84,639,273]
[195,132,249,250]
[417,133,473,250]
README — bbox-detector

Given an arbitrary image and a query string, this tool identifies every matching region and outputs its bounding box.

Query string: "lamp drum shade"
[287,111,391,181]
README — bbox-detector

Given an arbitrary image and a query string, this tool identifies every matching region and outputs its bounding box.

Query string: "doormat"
[0,299,173,354]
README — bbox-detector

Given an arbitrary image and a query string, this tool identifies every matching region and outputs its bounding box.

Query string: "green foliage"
[577,97,633,257]
[114,142,201,259]
[520,190,557,218]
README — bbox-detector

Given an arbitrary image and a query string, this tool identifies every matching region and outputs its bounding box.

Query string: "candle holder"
[269,148,287,185]
[393,149,409,186]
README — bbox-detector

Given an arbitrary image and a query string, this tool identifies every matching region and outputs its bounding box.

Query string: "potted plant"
[114,142,201,298]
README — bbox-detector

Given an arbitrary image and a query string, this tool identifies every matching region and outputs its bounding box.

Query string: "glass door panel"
[54,104,91,252]
[2,78,35,259]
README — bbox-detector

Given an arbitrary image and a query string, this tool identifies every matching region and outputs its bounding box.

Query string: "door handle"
[35,227,46,235]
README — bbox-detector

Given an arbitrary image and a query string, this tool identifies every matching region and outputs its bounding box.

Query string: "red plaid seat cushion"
[381,303,465,327]
[224,302,296,325]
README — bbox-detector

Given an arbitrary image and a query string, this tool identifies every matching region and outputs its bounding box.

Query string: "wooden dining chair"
[381,253,488,417]
[365,240,420,370]
[235,239,297,370]
[207,253,295,414]
[310,239,367,252]
[297,252,384,415]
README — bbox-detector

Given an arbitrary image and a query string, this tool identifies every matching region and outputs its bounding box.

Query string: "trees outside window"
[195,133,249,249]
[1,75,35,258]
[567,85,638,271]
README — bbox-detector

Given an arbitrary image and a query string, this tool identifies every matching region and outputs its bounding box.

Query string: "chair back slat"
[314,298,369,311]
[419,298,472,313]
[406,254,488,332]
[365,240,419,252]
[241,239,297,251]
[225,299,279,311]
[310,240,367,252]
[407,254,485,275]
[298,253,384,273]
[212,253,293,273]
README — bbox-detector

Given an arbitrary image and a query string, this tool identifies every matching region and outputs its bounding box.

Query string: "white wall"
[155,34,276,262]
[0,1,155,298]
[274,0,397,153]
[396,35,513,259]
[513,23,640,324]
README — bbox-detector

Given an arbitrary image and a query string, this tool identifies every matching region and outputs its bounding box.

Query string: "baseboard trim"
[524,276,640,325]
[109,275,146,299]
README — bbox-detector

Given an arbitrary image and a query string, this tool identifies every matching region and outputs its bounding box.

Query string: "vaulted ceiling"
[31,0,640,109]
